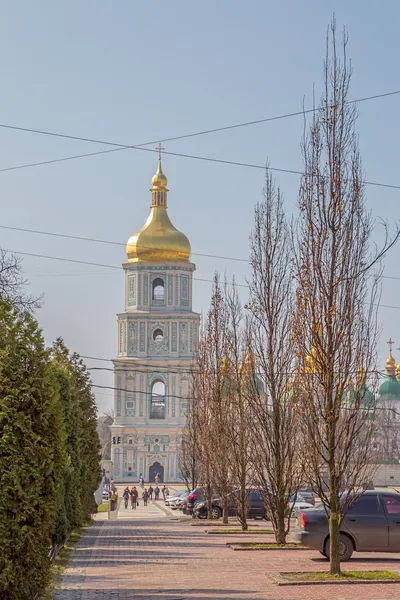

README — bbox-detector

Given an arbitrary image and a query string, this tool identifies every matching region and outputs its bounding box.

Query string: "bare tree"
[206,274,232,524]
[247,170,302,543]
[292,20,398,574]
[224,284,253,531]
[0,249,41,311]
[191,321,216,519]
[97,410,114,460]
[180,392,201,492]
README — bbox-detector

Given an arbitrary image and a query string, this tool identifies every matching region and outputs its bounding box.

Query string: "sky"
[0,0,399,413]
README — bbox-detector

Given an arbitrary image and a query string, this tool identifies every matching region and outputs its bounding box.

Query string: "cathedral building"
[110,154,200,483]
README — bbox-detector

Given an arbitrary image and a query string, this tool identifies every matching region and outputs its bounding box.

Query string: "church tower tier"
[111,152,199,484]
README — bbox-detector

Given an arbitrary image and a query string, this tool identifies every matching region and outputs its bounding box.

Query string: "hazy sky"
[0,1,399,413]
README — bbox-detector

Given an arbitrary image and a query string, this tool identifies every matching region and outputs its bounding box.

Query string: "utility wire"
[90,382,400,417]
[6,246,400,302]
[3,225,400,278]
[1,89,400,188]
[1,142,400,190]
[3,248,250,288]
[1,89,399,149]
[0,224,248,264]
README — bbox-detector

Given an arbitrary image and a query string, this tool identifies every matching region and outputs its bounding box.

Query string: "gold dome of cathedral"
[126,155,191,263]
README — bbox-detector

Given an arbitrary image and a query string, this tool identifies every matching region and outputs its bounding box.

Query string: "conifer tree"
[51,339,100,538]
[0,302,66,600]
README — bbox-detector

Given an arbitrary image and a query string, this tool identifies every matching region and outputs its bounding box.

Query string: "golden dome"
[357,364,366,387]
[126,156,191,263]
[386,355,396,377]
[151,156,168,189]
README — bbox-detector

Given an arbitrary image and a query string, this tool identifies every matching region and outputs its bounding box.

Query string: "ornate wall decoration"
[139,322,146,352]
[116,374,122,416]
[140,374,144,416]
[124,322,127,353]
[175,274,179,306]
[171,375,176,417]
[125,395,136,416]
[143,273,149,305]
[148,322,169,355]
[119,322,123,354]
[167,274,173,305]
[128,322,138,354]
[114,448,121,476]
[171,322,177,352]
[138,273,141,305]
[123,447,127,470]
[189,322,193,353]
[180,275,189,306]
[128,274,136,307]
[179,322,189,354]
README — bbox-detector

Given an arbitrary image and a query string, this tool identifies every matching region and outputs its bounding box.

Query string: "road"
[54,499,400,600]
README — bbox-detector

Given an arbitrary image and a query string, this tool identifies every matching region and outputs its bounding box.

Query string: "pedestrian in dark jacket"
[142,489,149,506]
[154,486,160,500]
[148,485,154,500]
[130,487,138,509]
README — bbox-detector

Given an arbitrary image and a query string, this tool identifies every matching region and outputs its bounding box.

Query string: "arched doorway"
[149,462,164,483]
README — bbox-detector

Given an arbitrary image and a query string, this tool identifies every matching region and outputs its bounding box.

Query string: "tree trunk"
[276,508,286,544]
[329,511,341,575]
[222,501,229,524]
[206,483,213,521]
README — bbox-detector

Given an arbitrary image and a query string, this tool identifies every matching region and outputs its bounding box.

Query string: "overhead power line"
[1,88,399,149]
[0,225,248,264]
[0,89,400,189]
[3,224,400,286]
[3,248,250,289]
[1,141,400,191]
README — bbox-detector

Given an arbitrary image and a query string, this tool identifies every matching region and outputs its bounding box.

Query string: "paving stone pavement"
[54,501,400,600]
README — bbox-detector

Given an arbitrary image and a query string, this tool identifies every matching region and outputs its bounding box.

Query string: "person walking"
[148,485,154,500]
[154,485,160,501]
[155,473,160,484]
[123,487,130,509]
[142,488,149,506]
[130,486,138,509]
[162,485,168,501]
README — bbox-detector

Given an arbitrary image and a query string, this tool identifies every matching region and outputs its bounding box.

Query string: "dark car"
[194,490,266,520]
[292,490,400,561]
[296,491,316,506]
[184,487,205,515]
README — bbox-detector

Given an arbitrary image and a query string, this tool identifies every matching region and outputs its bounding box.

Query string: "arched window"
[153,328,164,343]
[152,278,164,301]
[150,380,166,419]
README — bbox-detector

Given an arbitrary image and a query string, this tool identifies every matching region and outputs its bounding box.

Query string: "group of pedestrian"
[123,486,139,509]
[122,481,170,509]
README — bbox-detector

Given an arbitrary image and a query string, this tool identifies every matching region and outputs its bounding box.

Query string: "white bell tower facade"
[110,153,199,483]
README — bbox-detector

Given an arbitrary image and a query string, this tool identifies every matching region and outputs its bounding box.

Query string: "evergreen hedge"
[0,302,66,600]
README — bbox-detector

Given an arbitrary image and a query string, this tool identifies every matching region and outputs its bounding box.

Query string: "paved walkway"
[54,501,400,600]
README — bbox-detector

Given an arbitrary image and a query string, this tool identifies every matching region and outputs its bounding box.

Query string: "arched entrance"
[149,462,164,483]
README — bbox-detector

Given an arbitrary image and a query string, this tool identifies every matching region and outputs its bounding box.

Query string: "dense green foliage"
[0,302,66,600]
[51,339,101,546]
[0,306,101,599]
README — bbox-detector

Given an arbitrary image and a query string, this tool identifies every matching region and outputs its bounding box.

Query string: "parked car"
[184,487,205,515]
[289,496,314,518]
[194,490,266,520]
[296,491,316,506]
[292,490,400,561]
[165,490,186,507]
[172,490,190,509]
[102,489,111,501]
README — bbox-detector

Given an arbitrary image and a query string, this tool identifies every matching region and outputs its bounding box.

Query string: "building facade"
[110,154,199,483]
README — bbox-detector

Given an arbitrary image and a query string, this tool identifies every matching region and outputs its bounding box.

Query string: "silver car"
[292,490,400,561]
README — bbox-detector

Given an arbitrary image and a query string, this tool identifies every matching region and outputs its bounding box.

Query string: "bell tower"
[110,152,199,483]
